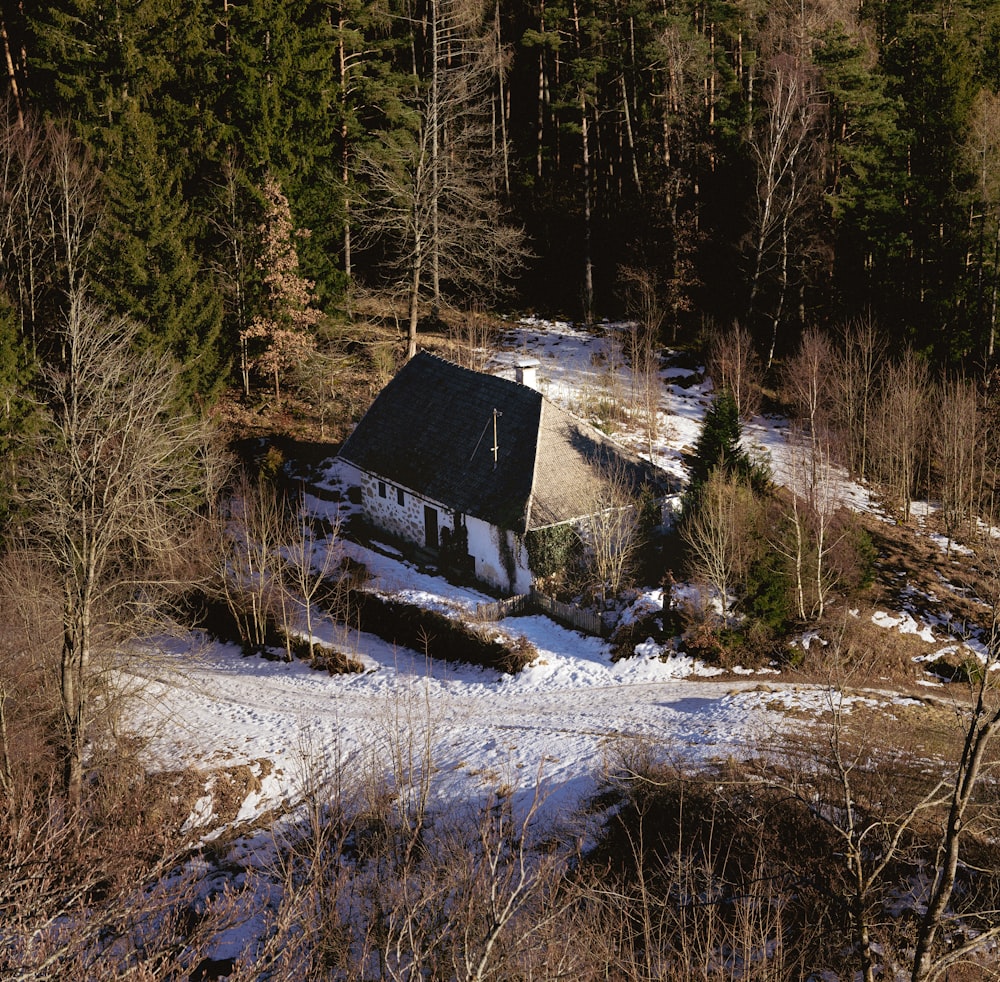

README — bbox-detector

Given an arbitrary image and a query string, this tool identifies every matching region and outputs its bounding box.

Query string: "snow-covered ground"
[127,318,984,836]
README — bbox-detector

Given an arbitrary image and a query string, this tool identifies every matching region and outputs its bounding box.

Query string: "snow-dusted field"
[128,319,980,834]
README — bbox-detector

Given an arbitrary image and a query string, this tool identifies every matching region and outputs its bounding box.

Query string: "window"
[397,488,405,506]
[378,481,386,498]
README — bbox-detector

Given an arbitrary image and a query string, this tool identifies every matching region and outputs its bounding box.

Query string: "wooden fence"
[474,593,531,622]
[475,589,615,639]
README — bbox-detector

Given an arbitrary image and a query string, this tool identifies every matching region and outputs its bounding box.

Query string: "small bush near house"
[500,634,539,674]
[608,611,668,662]
[526,524,581,581]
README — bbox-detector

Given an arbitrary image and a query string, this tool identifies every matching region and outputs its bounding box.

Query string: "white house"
[335,350,668,595]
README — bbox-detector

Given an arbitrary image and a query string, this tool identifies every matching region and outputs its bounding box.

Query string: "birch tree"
[779,429,844,622]
[871,348,930,522]
[830,316,885,483]
[619,266,664,459]
[707,321,761,420]
[934,375,986,551]
[746,51,824,367]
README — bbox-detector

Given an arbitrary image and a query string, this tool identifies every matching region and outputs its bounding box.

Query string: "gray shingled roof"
[337,351,666,534]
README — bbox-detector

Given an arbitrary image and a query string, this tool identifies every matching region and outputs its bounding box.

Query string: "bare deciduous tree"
[0,109,47,347]
[778,430,846,622]
[356,5,525,360]
[619,265,665,459]
[282,498,344,663]
[766,593,1000,982]
[0,114,101,353]
[706,320,762,419]
[783,325,833,446]
[770,662,955,982]
[829,315,885,482]
[682,468,762,624]
[448,304,501,372]
[871,347,930,522]
[219,470,291,656]
[17,305,215,805]
[746,46,825,368]
[578,460,649,604]
[934,375,986,551]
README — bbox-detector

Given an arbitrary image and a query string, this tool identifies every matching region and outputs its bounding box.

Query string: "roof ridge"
[523,396,545,534]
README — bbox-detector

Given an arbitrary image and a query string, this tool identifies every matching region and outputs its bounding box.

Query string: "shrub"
[347,588,536,674]
[282,633,364,674]
[742,553,793,634]
[526,524,581,580]
[830,517,877,594]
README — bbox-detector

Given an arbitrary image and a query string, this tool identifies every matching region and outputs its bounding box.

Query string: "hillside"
[79,318,1000,980]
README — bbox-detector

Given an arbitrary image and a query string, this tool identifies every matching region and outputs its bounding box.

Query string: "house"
[335,350,668,595]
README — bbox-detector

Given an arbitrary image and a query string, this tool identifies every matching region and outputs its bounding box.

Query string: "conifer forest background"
[3,0,1000,399]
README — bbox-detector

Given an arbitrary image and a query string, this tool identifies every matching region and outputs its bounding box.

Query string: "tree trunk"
[581,90,593,324]
[495,0,510,196]
[430,0,441,319]
[911,693,1000,981]
[61,596,90,809]
[339,21,352,278]
[408,235,422,360]
[989,221,1000,362]
[1,15,23,128]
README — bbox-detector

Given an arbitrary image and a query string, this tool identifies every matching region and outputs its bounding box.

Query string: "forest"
[3,0,1000,396]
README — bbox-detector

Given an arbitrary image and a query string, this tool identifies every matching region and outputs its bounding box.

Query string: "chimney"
[514,358,540,390]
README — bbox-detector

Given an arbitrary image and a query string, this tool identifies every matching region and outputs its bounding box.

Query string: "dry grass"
[216,316,471,447]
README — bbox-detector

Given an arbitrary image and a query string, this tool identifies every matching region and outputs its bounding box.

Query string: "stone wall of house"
[335,460,530,594]
[356,470,453,549]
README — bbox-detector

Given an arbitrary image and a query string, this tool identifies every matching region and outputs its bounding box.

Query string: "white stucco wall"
[466,515,532,595]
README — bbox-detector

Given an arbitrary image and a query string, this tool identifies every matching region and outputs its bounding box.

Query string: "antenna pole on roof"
[491,408,502,469]
[469,408,503,467]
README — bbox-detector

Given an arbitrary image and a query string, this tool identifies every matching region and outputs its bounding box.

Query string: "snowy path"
[131,626,798,826]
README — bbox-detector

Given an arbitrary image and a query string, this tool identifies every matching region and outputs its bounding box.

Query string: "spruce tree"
[684,388,768,510]
[97,106,225,405]
[687,389,743,492]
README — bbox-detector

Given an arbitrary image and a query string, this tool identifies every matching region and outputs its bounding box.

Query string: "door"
[424,505,439,549]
